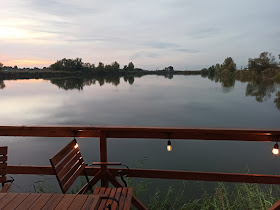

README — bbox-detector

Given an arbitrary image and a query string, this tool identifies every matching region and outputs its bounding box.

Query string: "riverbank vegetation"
[145,181,280,210]
[201,52,280,81]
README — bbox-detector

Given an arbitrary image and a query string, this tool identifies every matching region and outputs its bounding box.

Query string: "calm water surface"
[0,75,279,194]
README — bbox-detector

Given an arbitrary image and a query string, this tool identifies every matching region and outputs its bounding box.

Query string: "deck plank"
[0,191,133,210]
[15,193,41,210]
[0,193,18,209]
[41,194,64,210]
[54,194,76,210]
[28,194,53,210]
[68,194,88,210]
[81,195,101,210]
[0,193,7,201]
[2,193,29,210]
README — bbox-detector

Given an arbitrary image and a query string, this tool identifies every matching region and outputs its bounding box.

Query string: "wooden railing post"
[100,131,108,187]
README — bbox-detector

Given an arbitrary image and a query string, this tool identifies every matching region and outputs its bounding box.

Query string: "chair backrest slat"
[57,151,82,180]
[59,156,84,186]
[51,140,77,166]
[50,139,86,193]
[0,156,7,162]
[0,147,7,155]
[55,149,78,172]
[0,147,8,186]
[62,161,86,193]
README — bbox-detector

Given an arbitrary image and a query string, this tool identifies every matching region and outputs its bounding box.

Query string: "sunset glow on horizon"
[3,59,54,67]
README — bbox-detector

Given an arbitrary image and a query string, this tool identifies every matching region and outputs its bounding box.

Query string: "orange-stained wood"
[100,132,108,188]
[0,146,10,192]
[269,200,280,210]
[92,162,122,165]
[6,165,280,185]
[0,125,279,141]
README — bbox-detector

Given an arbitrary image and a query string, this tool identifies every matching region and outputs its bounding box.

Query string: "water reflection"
[0,80,5,89]
[50,74,139,90]
[49,73,175,90]
[203,73,280,111]
[1,73,280,111]
[202,73,236,92]
[46,73,280,112]
[246,79,276,103]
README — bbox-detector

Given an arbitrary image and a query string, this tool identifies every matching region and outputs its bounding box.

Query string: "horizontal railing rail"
[0,125,279,141]
[6,166,280,185]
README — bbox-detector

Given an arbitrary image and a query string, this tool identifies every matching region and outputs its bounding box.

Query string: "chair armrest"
[0,183,12,193]
[91,162,122,165]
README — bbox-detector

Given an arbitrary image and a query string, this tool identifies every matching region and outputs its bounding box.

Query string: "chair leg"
[0,183,12,193]
[83,170,94,193]
[78,170,102,194]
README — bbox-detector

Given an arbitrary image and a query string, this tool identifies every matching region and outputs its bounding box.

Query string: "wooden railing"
[1,125,280,183]
[1,125,280,208]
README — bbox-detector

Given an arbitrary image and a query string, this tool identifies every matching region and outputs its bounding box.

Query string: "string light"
[272,143,279,155]
[167,140,172,152]
[73,131,79,149]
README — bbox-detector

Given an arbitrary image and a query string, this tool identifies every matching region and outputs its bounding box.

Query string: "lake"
[0,74,280,197]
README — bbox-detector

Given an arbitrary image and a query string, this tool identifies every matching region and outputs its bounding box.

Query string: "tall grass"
[142,181,280,210]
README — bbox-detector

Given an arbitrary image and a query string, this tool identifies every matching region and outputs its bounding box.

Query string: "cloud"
[188,27,221,39]
[176,49,200,53]
[130,52,160,60]
[24,0,93,17]
[143,41,199,54]
[145,41,181,49]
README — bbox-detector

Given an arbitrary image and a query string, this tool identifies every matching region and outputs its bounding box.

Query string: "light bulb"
[74,143,79,149]
[272,143,279,155]
[167,140,172,152]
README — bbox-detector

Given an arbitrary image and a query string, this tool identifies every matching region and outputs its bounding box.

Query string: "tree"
[105,64,112,70]
[248,52,278,72]
[208,65,216,75]
[123,65,128,70]
[97,62,104,70]
[127,62,134,71]
[111,61,120,71]
[221,57,236,72]
[0,62,3,70]
[49,58,84,71]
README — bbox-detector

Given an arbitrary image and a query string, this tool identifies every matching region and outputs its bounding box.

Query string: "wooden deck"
[0,192,131,210]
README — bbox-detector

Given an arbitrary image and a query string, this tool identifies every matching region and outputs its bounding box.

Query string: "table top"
[0,193,105,210]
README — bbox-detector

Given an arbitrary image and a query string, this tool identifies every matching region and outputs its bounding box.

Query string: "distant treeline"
[49,58,141,72]
[201,52,280,80]
[0,57,200,81]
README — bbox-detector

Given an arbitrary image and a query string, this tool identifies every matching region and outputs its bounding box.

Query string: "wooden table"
[0,193,121,210]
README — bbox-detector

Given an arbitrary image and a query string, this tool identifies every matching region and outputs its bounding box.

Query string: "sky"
[0,0,279,70]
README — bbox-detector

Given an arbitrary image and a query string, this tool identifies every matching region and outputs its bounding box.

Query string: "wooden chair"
[50,139,133,209]
[0,146,13,193]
